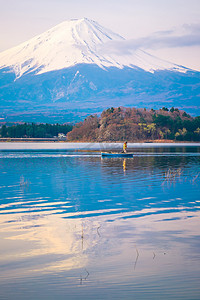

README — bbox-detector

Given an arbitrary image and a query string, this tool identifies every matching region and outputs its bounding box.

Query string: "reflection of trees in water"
[130,146,200,154]
[45,148,200,219]
[57,149,200,187]
[101,152,200,190]
[57,146,200,175]
[101,152,200,174]
[101,155,196,173]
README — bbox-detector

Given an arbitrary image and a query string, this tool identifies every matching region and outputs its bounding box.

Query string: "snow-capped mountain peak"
[0,18,187,78]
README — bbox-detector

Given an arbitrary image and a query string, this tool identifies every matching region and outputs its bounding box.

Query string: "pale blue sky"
[0,0,200,70]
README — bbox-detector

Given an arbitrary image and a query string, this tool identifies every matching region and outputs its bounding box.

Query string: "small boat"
[101,152,133,158]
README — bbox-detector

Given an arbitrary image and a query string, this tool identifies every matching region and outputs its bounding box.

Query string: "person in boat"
[123,141,127,153]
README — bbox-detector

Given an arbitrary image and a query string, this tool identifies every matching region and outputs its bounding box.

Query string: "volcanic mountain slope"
[0,18,200,122]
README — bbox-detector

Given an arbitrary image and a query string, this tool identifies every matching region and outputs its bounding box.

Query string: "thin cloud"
[98,23,200,55]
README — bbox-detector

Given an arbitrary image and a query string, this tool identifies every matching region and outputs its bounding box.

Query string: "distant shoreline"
[0,141,200,151]
[0,138,200,144]
[0,138,62,142]
[0,138,199,144]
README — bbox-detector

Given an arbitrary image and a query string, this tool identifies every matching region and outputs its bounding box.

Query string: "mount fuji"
[0,18,200,122]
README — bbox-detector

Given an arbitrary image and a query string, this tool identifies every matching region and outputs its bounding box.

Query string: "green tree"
[162,107,169,111]
[1,125,7,137]
[182,112,188,118]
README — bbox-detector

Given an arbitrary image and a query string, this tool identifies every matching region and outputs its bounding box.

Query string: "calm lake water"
[0,145,200,300]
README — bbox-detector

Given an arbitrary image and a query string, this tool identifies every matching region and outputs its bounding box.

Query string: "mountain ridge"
[0,18,187,78]
[0,18,199,122]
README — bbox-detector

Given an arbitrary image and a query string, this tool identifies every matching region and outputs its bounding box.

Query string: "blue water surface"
[0,146,200,300]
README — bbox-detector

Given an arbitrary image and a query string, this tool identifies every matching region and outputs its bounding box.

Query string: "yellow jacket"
[123,143,127,151]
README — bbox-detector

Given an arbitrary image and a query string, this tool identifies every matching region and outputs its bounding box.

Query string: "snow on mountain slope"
[0,18,187,78]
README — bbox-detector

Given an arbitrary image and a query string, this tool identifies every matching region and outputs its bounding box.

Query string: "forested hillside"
[1,107,200,141]
[67,107,200,142]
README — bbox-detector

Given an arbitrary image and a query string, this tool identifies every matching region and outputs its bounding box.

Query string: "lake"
[0,144,200,299]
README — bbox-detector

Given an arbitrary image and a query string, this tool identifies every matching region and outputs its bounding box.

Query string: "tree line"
[67,107,200,142]
[1,107,200,141]
[0,123,73,138]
